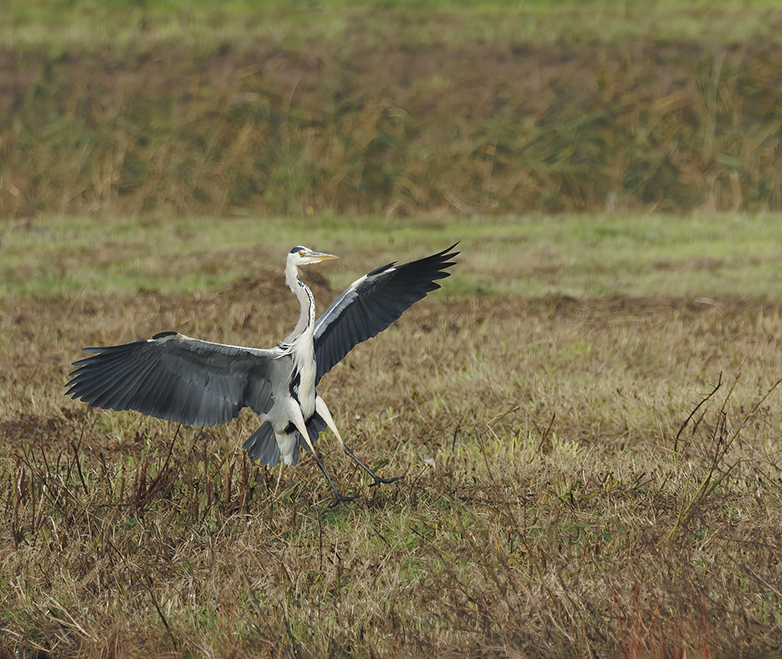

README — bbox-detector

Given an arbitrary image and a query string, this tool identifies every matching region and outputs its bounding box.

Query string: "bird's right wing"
[66,332,284,427]
[313,243,459,383]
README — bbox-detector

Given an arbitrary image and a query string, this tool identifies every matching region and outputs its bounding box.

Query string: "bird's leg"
[311,451,356,507]
[291,411,354,506]
[315,396,403,488]
[342,444,403,488]
[273,457,285,499]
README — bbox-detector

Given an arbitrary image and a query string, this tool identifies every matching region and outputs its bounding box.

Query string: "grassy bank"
[2,216,782,657]
[1,2,782,218]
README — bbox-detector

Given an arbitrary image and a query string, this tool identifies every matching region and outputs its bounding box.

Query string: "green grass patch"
[4,0,781,55]
[3,214,782,299]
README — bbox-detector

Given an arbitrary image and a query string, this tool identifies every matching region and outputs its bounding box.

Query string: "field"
[2,215,782,658]
[4,0,782,657]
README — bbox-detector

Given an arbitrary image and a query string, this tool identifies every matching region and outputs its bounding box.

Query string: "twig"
[142,573,172,636]
[673,374,722,454]
[664,375,782,543]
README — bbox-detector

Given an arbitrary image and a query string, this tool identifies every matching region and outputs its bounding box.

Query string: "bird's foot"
[328,492,357,508]
[368,475,404,488]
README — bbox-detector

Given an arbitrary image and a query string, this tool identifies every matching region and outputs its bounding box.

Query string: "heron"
[66,243,458,505]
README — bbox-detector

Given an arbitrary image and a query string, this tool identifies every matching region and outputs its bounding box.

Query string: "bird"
[66,243,459,505]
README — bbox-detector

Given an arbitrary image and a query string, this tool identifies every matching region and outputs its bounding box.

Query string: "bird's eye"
[299,251,305,257]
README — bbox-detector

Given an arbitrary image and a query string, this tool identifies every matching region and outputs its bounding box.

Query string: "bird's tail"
[243,415,327,466]
[242,423,279,465]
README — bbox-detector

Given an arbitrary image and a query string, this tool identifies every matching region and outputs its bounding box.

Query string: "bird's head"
[288,246,339,266]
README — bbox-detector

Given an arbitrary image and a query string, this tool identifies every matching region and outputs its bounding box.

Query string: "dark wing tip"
[426,242,460,263]
[438,241,460,263]
[431,242,460,279]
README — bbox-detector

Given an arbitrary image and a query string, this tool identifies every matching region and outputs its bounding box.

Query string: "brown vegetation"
[2,12,782,218]
[2,279,782,657]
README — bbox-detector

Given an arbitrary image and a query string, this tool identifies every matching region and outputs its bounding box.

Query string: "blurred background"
[2,0,781,220]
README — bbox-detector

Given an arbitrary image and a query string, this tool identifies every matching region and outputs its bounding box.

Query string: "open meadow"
[3,0,782,656]
[2,214,782,657]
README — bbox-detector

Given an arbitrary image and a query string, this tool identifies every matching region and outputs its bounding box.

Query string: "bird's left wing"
[66,332,283,427]
[313,243,458,384]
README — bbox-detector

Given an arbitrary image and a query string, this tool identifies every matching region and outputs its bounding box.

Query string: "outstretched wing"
[313,243,459,383]
[66,331,284,427]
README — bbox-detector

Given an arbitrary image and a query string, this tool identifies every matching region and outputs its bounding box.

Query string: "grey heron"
[66,243,458,505]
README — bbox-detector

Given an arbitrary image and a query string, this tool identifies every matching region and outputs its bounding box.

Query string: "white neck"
[284,257,316,344]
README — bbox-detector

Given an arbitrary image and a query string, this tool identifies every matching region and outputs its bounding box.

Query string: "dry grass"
[2,5,782,218]
[2,254,782,656]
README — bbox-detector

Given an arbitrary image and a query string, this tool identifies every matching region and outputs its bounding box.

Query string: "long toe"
[369,475,404,488]
[329,492,357,508]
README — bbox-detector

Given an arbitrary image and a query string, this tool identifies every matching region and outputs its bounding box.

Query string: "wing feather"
[313,243,458,383]
[66,333,281,427]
